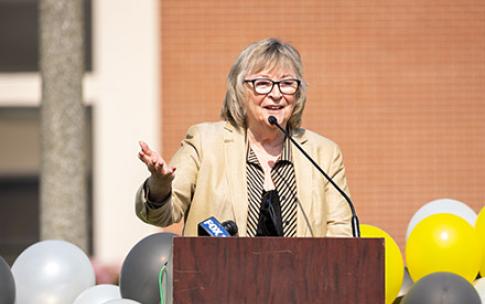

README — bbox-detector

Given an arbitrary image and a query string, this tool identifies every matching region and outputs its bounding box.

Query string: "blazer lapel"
[223,124,313,237]
[223,122,249,236]
[291,129,313,236]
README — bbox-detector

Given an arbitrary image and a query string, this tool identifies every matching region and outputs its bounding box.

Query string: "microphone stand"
[268,116,360,237]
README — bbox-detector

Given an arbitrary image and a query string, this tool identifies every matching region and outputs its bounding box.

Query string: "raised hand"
[138,141,176,202]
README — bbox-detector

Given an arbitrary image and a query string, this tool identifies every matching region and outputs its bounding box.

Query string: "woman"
[136,38,352,237]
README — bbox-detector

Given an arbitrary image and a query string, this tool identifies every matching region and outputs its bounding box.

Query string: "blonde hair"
[221,38,307,129]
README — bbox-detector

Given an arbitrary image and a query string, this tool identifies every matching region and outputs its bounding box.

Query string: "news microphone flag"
[198,217,231,237]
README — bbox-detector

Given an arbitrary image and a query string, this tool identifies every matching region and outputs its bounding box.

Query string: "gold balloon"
[475,207,485,277]
[360,224,404,304]
[406,213,481,283]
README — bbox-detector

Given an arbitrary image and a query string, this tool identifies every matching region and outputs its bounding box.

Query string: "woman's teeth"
[264,105,283,110]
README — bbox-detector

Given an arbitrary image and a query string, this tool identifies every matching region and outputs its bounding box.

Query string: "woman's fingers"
[154,160,176,175]
[138,142,175,177]
[138,141,176,181]
[138,141,161,166]
[139,140,152,156]
[138,151,152,166]
[154,160,166,174]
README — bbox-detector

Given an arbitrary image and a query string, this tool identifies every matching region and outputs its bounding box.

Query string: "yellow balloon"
[406,213,481,283]
[475,207,485,277]
[360,224,404,304]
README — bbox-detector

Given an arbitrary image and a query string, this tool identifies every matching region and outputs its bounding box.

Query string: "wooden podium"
[172,237,384,303]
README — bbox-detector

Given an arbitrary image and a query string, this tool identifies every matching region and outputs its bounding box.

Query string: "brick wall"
[160,0,485,249]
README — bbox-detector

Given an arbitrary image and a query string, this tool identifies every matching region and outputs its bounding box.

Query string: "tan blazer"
[136,121,352,237]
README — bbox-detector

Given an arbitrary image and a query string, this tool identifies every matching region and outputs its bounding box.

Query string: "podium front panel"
[173,237,384,304]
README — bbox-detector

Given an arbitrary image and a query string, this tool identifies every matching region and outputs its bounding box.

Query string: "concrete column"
[39,0,87,251]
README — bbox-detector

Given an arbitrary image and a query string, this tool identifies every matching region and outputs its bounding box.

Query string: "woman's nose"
[268,83,282,99]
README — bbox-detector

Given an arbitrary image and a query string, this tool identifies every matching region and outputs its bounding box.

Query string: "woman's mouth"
[263,105,284,111]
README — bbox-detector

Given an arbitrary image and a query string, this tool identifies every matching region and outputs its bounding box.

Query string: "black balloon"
[119,233,175,304]
[402,272,481,304]
[0,256,15,304]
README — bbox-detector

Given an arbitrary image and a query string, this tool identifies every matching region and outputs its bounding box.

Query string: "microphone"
[197,216,238,237]
[268,115,360,237]
[221,220,239,236]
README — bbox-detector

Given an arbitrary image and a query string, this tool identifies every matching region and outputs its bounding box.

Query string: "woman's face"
[244,67,298,131]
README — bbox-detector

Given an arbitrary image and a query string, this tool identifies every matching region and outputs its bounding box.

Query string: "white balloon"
[406,198,477,240]
[73,284,121,304]
[474,277,485,303]
[104,300,142,304]
[12,240,95,304]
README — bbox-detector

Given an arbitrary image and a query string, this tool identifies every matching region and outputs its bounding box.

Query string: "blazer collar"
[223,121,312,236]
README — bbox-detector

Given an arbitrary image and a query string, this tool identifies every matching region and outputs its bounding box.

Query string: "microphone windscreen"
[268,116,278,125]
[222,220,238,236]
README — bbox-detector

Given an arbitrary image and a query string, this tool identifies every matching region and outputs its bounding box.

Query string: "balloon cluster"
[363,198,485,304]
[2,201,483,304]
[0,240,145,304]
